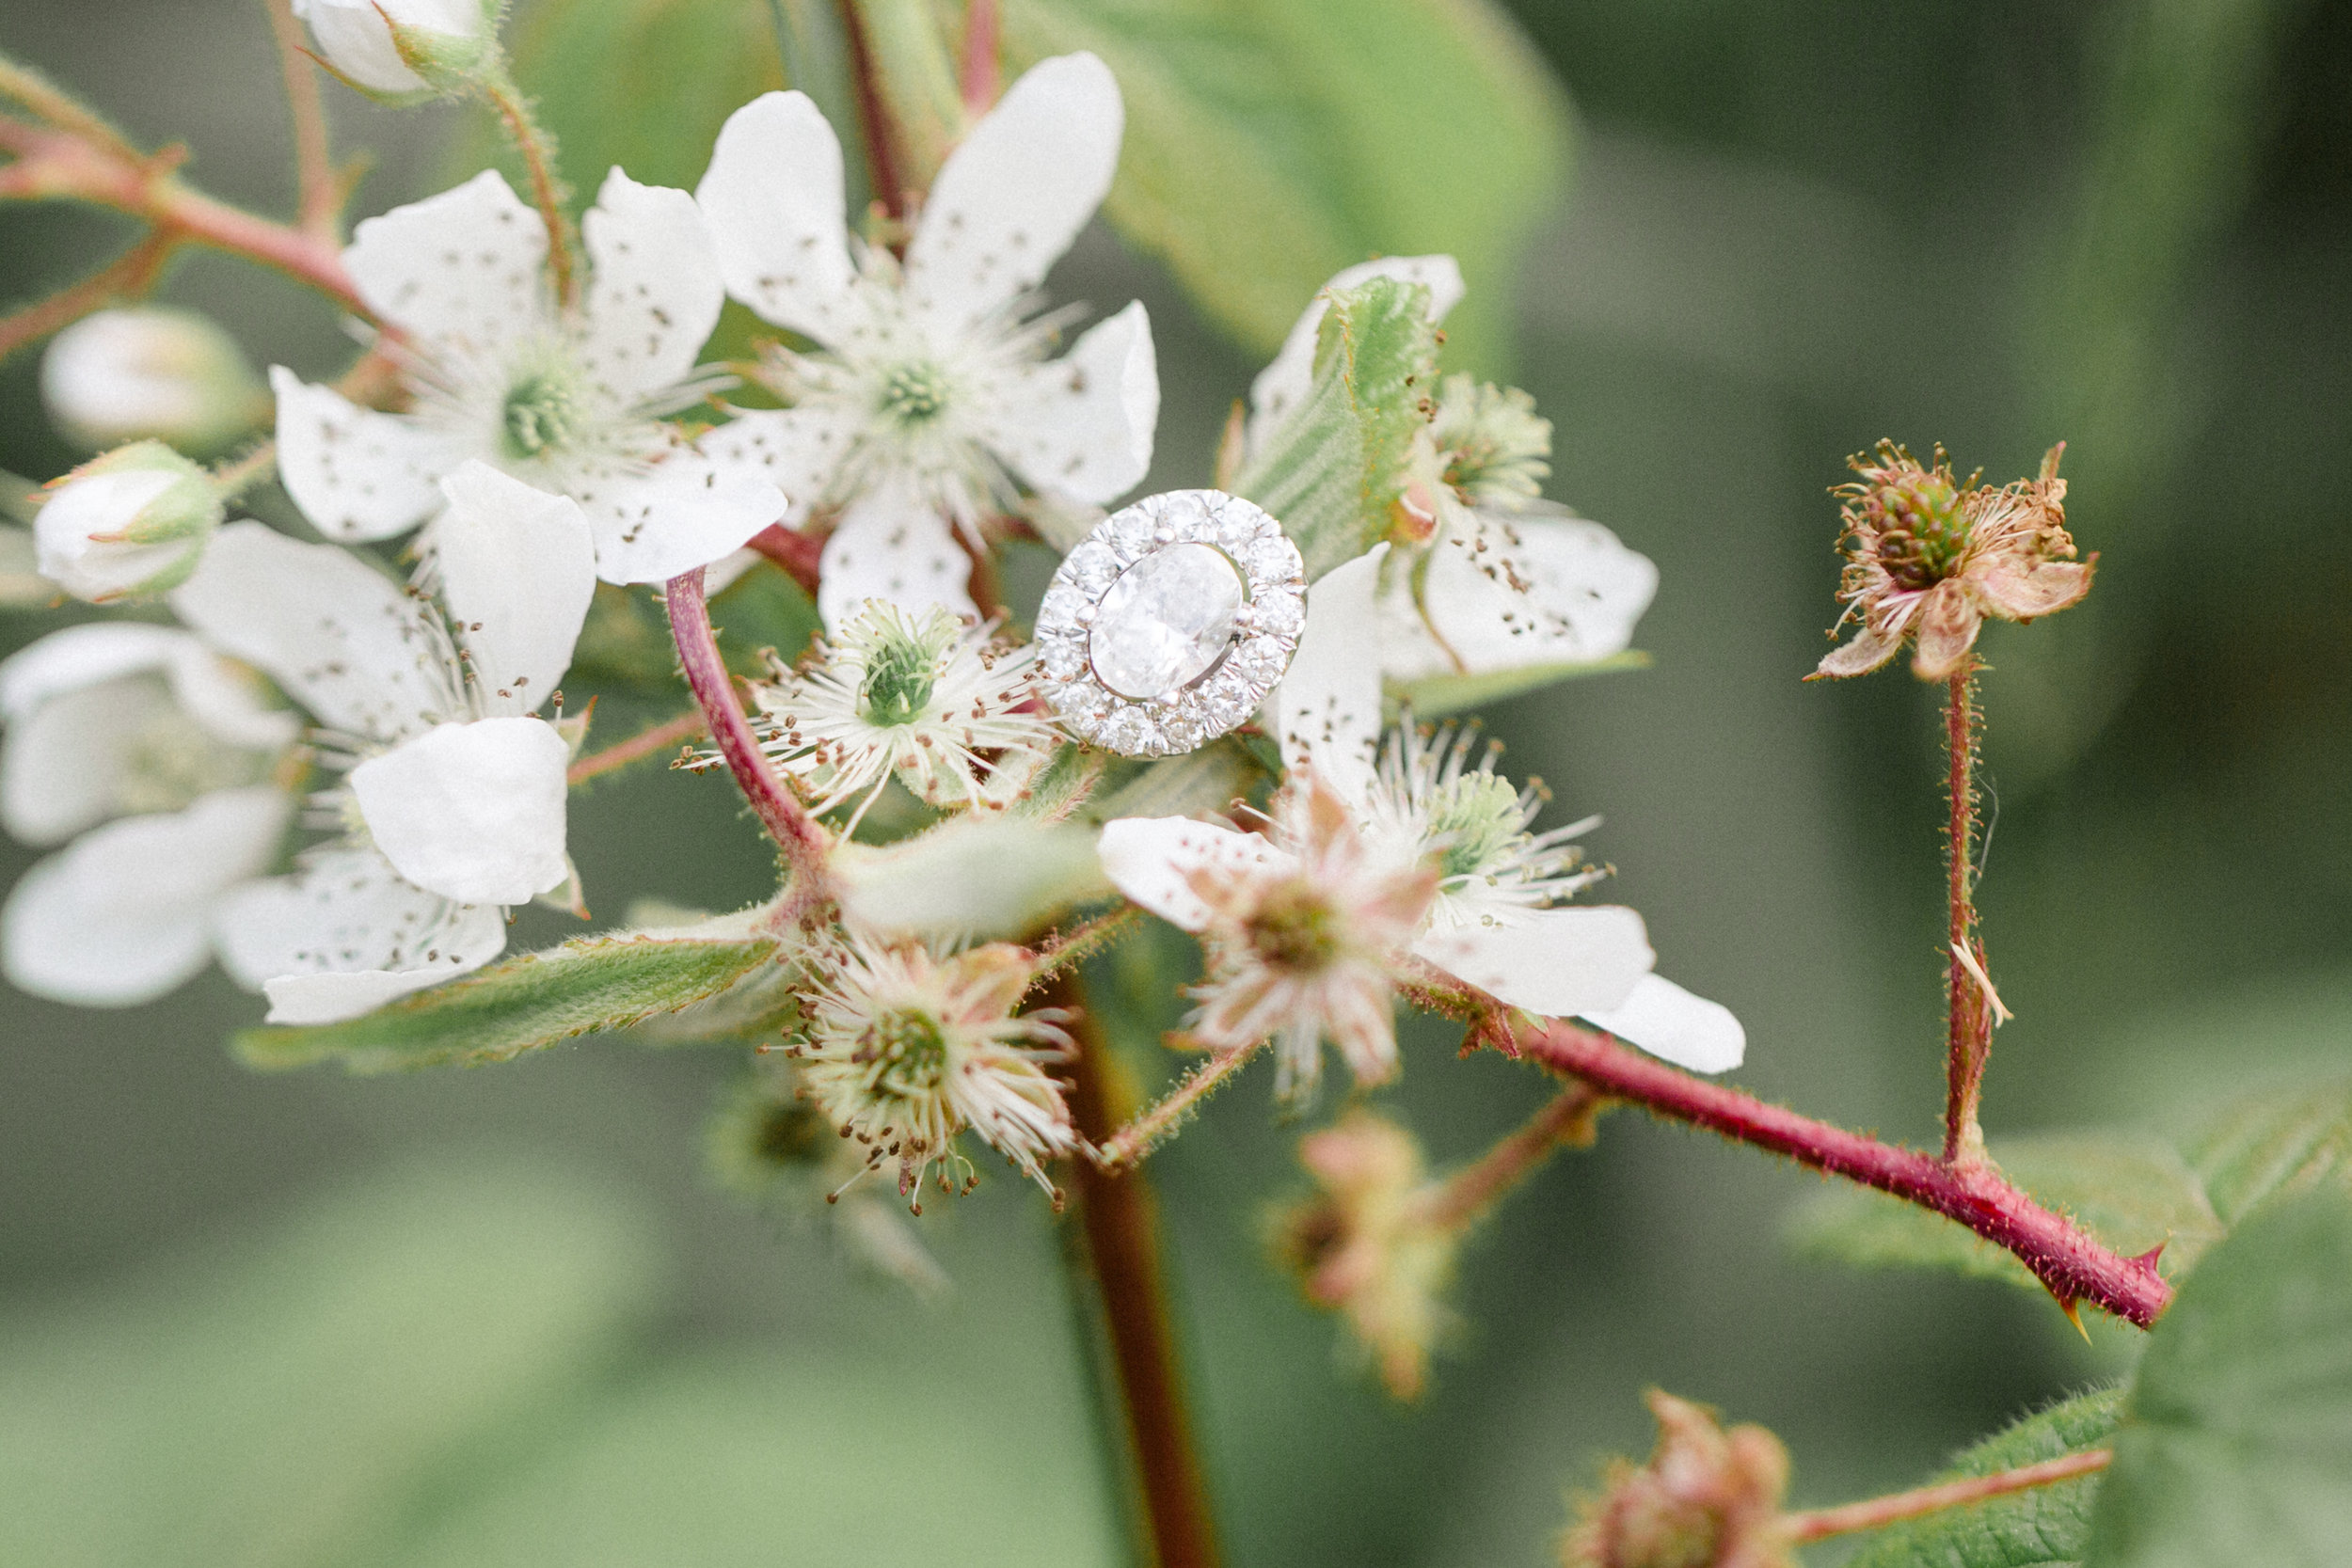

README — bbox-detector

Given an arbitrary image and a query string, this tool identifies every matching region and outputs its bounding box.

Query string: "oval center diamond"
[1088,543,1247,700]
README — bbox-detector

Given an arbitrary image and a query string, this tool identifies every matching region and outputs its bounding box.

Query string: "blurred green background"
[4,0,2349,1562]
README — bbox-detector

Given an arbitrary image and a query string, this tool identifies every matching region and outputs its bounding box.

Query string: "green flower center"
[1872,474,1969,589]
[857,1008,951,1093]
[1422,771,1528,883]
[859,637,939,727]
[1247,882,1343,973]
[501,371,582,459]
[117,701,270,816]
[879,361,951,424]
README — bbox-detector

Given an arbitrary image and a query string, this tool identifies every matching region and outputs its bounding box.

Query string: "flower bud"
[40,308,268,456]
[292,0,495,101]
[1564,1391,1793,1568]
[34,441,225,603]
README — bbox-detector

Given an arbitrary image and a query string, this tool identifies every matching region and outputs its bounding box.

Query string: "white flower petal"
[215,845,504,1020]
[160,640,303,752]
[347,717,569,905]
[1382,503,1659,679]
[1413,904,1653,1018]
[343,170,550,356]
[1246,255,1464,459]
[430,462,596,715]
[1270,543,1388,802]
[172,521,458,741]
[1,673,166,844]
[981,300,1157,506]
[694,404,860,527]
[576,168,725,402]
[3,786,289,1006]
[903,53,1123,339]
[271,368,462,542]
[567,446,787,585]
[815,486,974,631]
[0,621,189,721]
[1581,972,1745,1074]
[694,90,857,342]
[1096,815,1293,932]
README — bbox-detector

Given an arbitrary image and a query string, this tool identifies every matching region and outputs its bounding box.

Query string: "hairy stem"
[1497,1013,2172,1327]
[262,0,341,240]
[1782,1448,2112,1543]
[1053,975,1222,1568]
[1410,1081,1605,1234]
[959,0,1001,117]
[1945,659,1992,1165]
[477,70,577,308]
[211,439,278,498]
[566,709,708,785]
[1092,1042,1260,1172]
[664,567,834,914]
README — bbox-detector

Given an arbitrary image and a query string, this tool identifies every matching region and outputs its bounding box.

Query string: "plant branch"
[0,228,177,364]
[566,708,708,785]
[1052,974,1222,1568]
[1944,659,1993,1165]
[1491,1011,2173,1327]
[1781,1448,2112,1543]
[959,0,1001,118]
[834,0,909,223]
[261,0,341,240]
[1409,1081,1605,1234]
[477,70,577,308]
[0,55,139,161]
[1091,1040,1260,1172]
[664,567,834,915]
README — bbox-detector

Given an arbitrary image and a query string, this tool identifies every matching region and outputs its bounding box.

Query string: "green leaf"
[1000,0,1571,372]
[0,1154,660,1568]
[1388,649,1653,720]
[569,581,678,689]
[1844,1387,2124,1568]
[1231,277,1439,578]
[836,816,1111,940]
[2180,1071,2352,1227]
[2086,1188,2352,1567]
[1083,736,1263,824]
[709,561,823,675]
[234,919,782,1072]
[1788,1131,2223,1292]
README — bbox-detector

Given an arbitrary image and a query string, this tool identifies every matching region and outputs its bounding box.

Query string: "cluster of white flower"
[3,44,1740,1214]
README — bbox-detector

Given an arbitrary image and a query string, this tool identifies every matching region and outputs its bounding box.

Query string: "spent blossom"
[0,623,296,1006]
[777,934,1079,1210]
[1564,1391,1794,1568]
[273,167,790,584]
[694,53,1158,629]
[171,463,596,1022]
[1812,441,2092,681]
[731,601,1055,832]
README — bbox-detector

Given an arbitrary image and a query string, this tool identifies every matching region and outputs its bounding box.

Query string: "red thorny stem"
[1052,974,1223,1568]
[1944,659,1994,1165]
[1781,1448,2112,1543]
[959,0,1002,118]
[1491,1011,2172,1327]
[664,567,834,915]
[835,0,910,224]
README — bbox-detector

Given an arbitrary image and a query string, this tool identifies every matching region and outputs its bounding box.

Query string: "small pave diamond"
[1036,489,1306,757]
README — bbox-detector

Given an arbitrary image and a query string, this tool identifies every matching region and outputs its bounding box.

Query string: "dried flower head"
[1269,1109,1457,1401]
[1813,441,2092,682]
[729,602,1055,832]
[781,934,1078,1212]
[1564,1390,1793,1568]
[1183,776,1438,1101]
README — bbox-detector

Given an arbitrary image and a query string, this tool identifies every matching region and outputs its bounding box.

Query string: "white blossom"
[1248,257,1659,686]
[694,52,1158,629]
[0,622,295,1006]
[1107,547,1744,1075]
[171,462,596,1023]
[33,441,224,602]
[732,601,1055,832]
[292,0,489,99]
[273,168,791,584]
[40,307,266,454]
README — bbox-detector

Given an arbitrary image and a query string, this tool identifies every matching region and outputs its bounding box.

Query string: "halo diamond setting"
[1036,489,1306,757]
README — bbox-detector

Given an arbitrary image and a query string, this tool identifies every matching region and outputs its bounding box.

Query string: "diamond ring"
[1035,489,1306,757]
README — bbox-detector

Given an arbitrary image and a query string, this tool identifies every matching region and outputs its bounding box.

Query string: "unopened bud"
[40,308,268,455]
[292,0,496,101]
[1564,1391,1793,1568]
[34,442,224,603]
